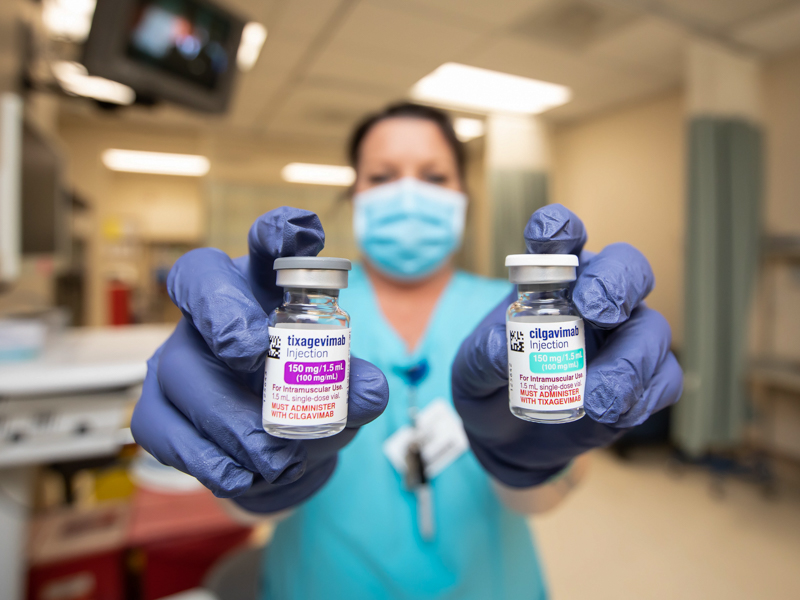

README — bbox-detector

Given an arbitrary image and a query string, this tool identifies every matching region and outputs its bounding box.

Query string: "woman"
[133,103,682,599]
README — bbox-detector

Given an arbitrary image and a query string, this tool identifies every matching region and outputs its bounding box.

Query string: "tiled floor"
[532,449,800,600]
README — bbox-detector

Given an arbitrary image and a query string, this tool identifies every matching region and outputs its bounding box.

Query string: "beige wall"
[759,48,800,364]
[758,47,800,458]
[763,48,800,236]
[550,91,686,347]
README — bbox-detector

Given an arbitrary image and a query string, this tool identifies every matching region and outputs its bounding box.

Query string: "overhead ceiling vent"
[510,0,640,50]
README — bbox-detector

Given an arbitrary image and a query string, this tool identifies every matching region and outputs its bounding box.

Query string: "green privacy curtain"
[673,117,762,455]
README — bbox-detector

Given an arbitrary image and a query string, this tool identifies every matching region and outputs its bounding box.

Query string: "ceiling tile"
[323,1,484,71]
[638,0,791,30]
[371,0,551,30]
[228,70,295,129]
[248,30,310,77]
[274,0,351,36]
[306,48,430,94]
[545,69,679,122]
[226,31,311,127]
[509,0,641,51]
[265,83,396,140]
[733,3,800,54]
[586,16,687,80]
[466,36,626,91]
[218,0,281,24]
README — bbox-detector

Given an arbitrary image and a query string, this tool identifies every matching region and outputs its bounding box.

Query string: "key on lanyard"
[404,440,435,541]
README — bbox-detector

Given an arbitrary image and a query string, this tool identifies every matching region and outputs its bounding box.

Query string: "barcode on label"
[268,334,281,359]
[509,330,525,353]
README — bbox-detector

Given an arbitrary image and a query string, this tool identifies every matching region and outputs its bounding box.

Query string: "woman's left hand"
[451,204,683,488]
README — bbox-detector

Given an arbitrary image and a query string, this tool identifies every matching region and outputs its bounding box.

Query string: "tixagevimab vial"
[263,257,351,439]
[506,254,586,424]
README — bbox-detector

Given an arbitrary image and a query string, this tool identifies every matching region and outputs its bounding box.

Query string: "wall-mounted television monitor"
[83,0,245,113]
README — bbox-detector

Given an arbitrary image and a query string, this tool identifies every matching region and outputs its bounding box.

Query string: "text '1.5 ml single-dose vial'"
[506,254,586,424]
[263,257,351,439]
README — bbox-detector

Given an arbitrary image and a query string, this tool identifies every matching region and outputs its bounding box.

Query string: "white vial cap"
[273,256,351,289]
[505,254,578,284]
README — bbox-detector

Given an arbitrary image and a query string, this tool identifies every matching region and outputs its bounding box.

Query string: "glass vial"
[506,254,586,424]
[263,257,352,439]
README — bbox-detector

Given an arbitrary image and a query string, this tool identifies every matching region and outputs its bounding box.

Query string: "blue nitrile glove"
[131,207,389,513]
[452,204,683,488]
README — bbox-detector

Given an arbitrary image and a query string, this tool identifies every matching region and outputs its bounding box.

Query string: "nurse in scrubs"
[133,102,682,599]
[261,103,559,597]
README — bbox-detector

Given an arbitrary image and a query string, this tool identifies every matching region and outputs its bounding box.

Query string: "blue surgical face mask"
[352,177,467,281]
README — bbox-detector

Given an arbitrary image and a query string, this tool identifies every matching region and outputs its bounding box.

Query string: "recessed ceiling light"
[53,61,135,105]
[102,150,210,176]
[237,22,268,71]
[282,163,355,186]
[411,63,571,115]
[454,117,485,142]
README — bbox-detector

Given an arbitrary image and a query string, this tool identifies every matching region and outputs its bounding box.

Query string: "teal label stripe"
[529,349,584,373]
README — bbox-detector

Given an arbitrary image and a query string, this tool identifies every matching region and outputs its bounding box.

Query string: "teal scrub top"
[261,265,548,600]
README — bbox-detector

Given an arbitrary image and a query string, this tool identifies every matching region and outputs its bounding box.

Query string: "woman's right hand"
[131,207,389,513]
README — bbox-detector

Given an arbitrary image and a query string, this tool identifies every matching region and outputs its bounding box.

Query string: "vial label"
[507,317,586,411]
[263,326,350,426]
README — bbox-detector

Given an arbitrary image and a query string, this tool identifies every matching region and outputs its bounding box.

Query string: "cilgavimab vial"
[263,257,351,439]
[505,254,586,424]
